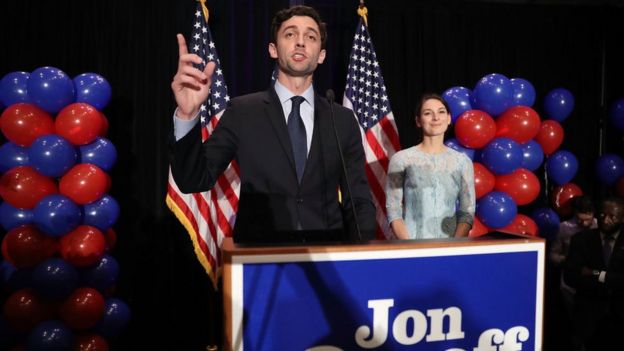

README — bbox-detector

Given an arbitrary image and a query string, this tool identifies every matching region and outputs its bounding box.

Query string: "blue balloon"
[520,140,544,171]
[33,194,82,237]
[476,191,517,229]
[543,88,574,122]
[74,73,112,110]
[531,207,560,240]
[473,73,513,116]
[2,260,33,292]
[83,194,119,232]
[27,66,75,114]
[78,137,117,171]
[608,98,624,132]
[32,257,78,299]
[480,137,523,175]
[510,78,536,107]
[94,298,131,338]
[595,153,624,186]
[0,201,34,230]
[0,71,31,106]
[81,254,119,292]
[27,320,74,351]
[442,86,473,123]
[0,142,29,173]
[545,150,578,186]
[28,134,77,178]
[444,137,475,160]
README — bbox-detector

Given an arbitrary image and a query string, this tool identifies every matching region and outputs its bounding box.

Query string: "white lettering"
[392,309,428,345]
[500,326,529,351]
[473,328,505,351]
[355,299,394,348]
[426,307,465,342]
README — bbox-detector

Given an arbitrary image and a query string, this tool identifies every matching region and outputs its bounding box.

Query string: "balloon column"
[0,67,129,350]
[605,98,624,197]
[443,74,581,238]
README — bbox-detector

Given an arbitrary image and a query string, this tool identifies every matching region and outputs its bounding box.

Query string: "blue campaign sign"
[227,240,544,351]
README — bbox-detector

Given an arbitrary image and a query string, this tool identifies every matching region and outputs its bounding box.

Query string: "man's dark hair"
[270,5,327,49]
[572,195,595,214]
[601,196,624,211]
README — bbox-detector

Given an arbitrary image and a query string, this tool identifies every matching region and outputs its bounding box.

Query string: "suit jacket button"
[296,198,303,203]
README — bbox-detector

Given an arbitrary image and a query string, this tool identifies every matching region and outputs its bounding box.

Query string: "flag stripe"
[342,16,401,240]
[167,3,238,289]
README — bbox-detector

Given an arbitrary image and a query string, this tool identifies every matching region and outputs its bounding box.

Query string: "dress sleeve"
[385,153,405,224]
[456,155,475,226]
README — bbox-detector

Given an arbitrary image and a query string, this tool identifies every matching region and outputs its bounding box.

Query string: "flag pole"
[358,0,368,26]
[197,4,219,350]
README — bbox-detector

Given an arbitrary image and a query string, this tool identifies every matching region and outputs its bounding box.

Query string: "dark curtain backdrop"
[1,0,624,349]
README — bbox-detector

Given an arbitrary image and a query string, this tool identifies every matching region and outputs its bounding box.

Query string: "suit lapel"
[303,94,327,183]
[264,89,298,176]
[609,230,624,268]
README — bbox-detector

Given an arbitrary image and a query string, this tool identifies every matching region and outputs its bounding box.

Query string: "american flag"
[166,1,239,288]
[342,11,401,239]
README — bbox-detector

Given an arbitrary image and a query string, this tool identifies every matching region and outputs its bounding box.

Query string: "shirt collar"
[602,230,620,241]
[274,80,315,108]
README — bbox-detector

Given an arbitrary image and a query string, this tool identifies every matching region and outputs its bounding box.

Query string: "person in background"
[169,5,376,243]
[550,195,597,312]
[564,197,624,351]
[385,93,475,239]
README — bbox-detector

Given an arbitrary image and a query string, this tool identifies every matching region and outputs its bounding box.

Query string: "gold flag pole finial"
[357,0,368,27]
[199,0,210,23]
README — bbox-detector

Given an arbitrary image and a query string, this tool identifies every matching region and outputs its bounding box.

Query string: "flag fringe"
[166,194,220,289]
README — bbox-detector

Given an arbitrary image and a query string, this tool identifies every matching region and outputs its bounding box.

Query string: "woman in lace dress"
[386,93,475,239]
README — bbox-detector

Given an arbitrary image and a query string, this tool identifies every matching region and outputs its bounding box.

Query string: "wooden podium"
[222,235,545,351]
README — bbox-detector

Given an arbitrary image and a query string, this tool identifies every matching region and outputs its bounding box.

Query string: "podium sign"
[223,237,545,351]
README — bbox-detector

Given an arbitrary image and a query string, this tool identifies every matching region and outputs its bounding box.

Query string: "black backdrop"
[2,0,624,349]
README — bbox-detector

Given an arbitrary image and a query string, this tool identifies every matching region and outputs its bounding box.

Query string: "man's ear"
[268,43,278,59]
[317,49,326,64]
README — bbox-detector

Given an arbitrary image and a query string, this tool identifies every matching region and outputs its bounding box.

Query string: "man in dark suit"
[564,197,624,350]
[170,5,376,243]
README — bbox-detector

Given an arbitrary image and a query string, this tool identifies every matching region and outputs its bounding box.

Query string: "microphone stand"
[326,89,363,242]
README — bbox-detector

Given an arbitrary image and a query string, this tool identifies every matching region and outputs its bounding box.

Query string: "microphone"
[326,89,363,242]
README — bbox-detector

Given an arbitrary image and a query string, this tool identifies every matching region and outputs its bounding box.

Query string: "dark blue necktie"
[288,96,307,183]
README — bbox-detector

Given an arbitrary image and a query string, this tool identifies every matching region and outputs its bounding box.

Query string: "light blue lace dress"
[386,146,475,239]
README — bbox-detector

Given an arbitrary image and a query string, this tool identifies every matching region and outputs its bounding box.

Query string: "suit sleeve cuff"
[599,271,607,283]
[173,108,200,141]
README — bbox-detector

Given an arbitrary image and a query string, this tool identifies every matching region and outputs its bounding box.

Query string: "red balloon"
[3,288,53,331]
[1,237,15,265]
[0,103,54,146]
[2,225,57,268]
[60,225,107,267]
[55,103,104,145]
[495,105,541,143]
[534,119,564,156]
[74,333,110,351]
[454,110,496,149]
[551,182,583,217]
[59,164,108,204]
[105,228,117,252]
[617,176,624,198]
[473,162,495,199]
[0,166,58,209]
[59,287,105,330]
[99,113,109,137]
[494,168,541,206]
[468,216,490,237]
[498,214,539,236]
